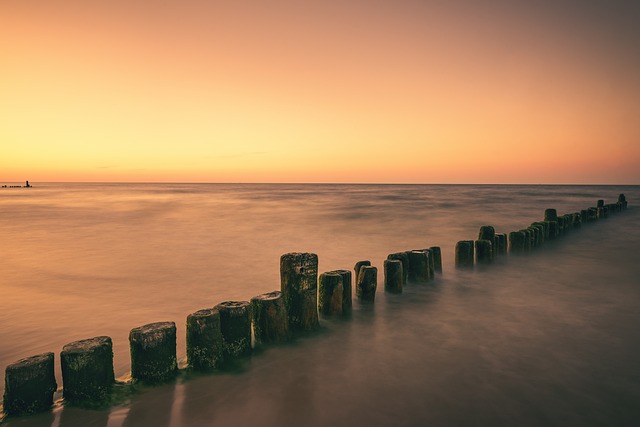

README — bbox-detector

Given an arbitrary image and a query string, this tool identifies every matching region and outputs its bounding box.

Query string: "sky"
[1,0,639,184]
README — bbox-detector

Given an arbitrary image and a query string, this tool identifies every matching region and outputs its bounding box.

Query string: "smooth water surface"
[1,183,639,426]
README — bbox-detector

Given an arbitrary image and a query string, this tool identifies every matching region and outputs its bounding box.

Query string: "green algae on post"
[250,291,290,345]
[3,353,57,417]
[186,308,224,371]
[215,301,252,361]
[129,322,177,384]
[61,336,115,403]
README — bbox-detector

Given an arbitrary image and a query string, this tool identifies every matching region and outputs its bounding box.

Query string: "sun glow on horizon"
[1,0,639,184]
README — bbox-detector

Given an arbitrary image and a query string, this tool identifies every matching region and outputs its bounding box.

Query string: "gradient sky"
[1,0,639,184]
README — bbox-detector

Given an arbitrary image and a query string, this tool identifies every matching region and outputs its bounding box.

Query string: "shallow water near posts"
[1,183,639,426]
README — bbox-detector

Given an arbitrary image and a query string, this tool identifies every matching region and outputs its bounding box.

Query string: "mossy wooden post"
[429,246,443,273]
[597,207,605,219]
[129,322,177,383]
[318,273,344,316]
[587,207,597,221]
[327,269,352,316]
[408,250,429,282]
[455,240,474,268]
[354,260,371,283]
[215,301,252,360]
[61,336,114,403]
[250,291,289,345]
[509,231,525,253]
[475,240,493,264]
[387,252,410,284]
[356,265,377,301]
[546,221,559,239]
[280,252,319,333]
[384,259,403,294]
[3,353,56,416]
[597,199,604,208]
[186,308,224,370]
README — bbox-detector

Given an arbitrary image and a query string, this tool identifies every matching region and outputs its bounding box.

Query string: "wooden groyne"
[1,194,629,418]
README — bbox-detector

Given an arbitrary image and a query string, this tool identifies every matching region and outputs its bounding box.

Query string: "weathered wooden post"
[580,210,588,222]
[522,229,532,251]
[587,207,598,221]
[356,265,377,301]
[186,308,224,370]
[597,207,605,219]
[544,208,558,222]
[387,252,410,284]
[408,250,430,282]
[429,246,443,273]
[478,226,496,256]
[384,259,403,293]
[215,301,252,360]
[572,212,582,228]
[327,269,352,316]
[129,322,177,383]
[354,260,371,282]
[3,353,57,416]
[597,199,604,208]
[61,336,114,402]
[318,273,344,316]
[475,240,493,264]
[492,234,505,255]
[455,240,474,268]
[618,194,627,209]
[280,252,319,332]
[546,221,559,239]
[250,291,289,345]
[509,231,525,253]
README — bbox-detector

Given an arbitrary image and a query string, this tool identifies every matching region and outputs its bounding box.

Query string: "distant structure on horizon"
[1,180,32,188]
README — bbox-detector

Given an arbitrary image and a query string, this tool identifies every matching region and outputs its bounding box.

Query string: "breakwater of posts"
[1,194,629,418]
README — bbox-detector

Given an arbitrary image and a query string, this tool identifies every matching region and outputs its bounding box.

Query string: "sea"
[1,183,639,426]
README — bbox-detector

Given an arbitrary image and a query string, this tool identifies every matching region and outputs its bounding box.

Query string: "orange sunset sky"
[1,0,639,184]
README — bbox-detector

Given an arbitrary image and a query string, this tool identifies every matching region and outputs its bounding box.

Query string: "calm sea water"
[1,183,639,426]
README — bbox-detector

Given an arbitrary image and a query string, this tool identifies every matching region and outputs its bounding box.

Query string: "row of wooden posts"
[454,194,628,268]
[1,194,627,417]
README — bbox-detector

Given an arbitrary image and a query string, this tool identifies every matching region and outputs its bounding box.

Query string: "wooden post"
[408,250,430,282]
[187,308,224,370]
[544,208,558,222]
[429,246,443,273]
[387,252,410,284]
[250,291,289,345]
[129,322,177,383]
[318,273,344,316]
[61,336,114,402]
[280,252,319,332]
[3,353,56,416]
[509,231,525,253]
[455,240,474,268]
[354,260,371,283]
[327,269,352,316]
[356,265,377,301]
[384,259,403,293]
[215,301,252,360]
[475,240,493,264]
